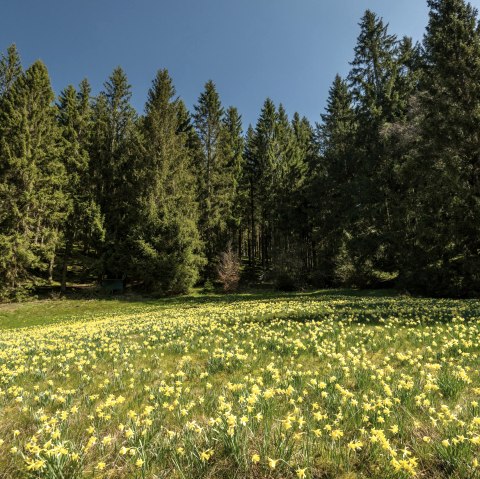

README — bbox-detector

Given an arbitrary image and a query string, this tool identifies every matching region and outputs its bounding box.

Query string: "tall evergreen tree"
[243,125,258,266]
[291,113,315,271]
[379,37,422,285]
[130,70,204,292]
[311,75,357,284]
[346,10,410,285]
[267,108,310,285]
[349,11,399,122]
[401,0,480,295]
[243,100,308,277]
[89,67,137,279]
[57,80,104,291]
[218,106,244,254]
[0,61,67,297]
[247,98,278,268]
[274,110,307,245]
[0,44,22,97]
[193,80,229,275]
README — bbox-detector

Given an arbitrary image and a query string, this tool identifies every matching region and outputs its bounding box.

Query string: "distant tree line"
[1,0,480,299]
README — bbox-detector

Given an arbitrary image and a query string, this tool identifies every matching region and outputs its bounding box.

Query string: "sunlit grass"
[0,291,479,478]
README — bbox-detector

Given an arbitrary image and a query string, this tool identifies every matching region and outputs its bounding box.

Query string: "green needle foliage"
[0,61,67,299]
[57,80,104,292]
[1,0,480,298]
[129,69,204,293]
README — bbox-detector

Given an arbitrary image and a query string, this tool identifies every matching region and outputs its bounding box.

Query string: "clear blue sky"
[2,0,480,128]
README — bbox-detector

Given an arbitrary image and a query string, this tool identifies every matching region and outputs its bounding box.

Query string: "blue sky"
[2,0,480,127]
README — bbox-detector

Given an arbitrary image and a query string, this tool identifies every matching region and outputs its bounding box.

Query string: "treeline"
[1,0,480,299]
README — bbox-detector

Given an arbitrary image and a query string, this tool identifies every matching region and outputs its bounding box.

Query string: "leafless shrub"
[217,245,240,293]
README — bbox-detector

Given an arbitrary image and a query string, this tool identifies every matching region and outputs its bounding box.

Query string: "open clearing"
[1,291,480,478]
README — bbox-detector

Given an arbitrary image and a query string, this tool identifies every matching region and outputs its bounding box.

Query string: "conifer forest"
[2,0,480,300]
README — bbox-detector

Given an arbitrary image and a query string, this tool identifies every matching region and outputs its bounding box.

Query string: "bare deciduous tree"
[217,245,240,292]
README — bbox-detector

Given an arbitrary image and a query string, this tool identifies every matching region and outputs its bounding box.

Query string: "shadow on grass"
[0,287,400,330]
[134,287,400,306]
[2,286,479,331]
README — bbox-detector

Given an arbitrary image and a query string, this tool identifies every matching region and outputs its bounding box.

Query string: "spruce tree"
[291,113,315,271]
[130,70,204,292]
[349,11,399,122]
[248,98,278,268]
[380,37,422,287]
[243,125,258,267]
[193,80,229,276]
[57,80,104,291]
[0,61,67,297]
[403,0,480,295]
[0,44,22,97]
[89,67,137,279]
[347,10,408,286]
[311,75,357,284]
[218,106,244,255]
[270,108,310,285]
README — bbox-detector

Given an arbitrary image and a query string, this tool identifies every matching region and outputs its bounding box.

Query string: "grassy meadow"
[0,290,480,478]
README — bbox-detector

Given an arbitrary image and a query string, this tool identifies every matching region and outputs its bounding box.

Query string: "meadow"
[0,291,480,478]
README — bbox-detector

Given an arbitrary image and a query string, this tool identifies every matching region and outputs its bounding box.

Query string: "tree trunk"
[238,228,242,259]
[61,239,72,293]
[249,179,255,265]
[48,251,55,285]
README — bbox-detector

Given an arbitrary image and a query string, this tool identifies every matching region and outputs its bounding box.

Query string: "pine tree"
[402,0,480,295]
[346,11,409,286]
[243,125,258,267]
[291,113,315,272]
[57,80,104,292]
[130,69,204,293]
[218,106,244,255]
[0,44,22,97]
[89,67,137,279]
[349,11,400,122]
[242,100,307,277]
[379,37,422,286]
[272,107,309,281]
[311,75,357,284]
[0,61,67,297]
[193,80,229,275]
[279,111,310,222]
[247,98,278,268]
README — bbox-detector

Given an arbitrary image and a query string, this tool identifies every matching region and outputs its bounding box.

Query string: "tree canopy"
[1,0,480,298]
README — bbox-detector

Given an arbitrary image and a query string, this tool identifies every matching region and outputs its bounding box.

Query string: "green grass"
[1,290,480,479]
[0,288,397,330]
[0,297,154,329]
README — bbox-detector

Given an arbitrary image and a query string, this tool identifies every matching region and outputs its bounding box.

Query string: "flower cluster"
[0,294,479,478]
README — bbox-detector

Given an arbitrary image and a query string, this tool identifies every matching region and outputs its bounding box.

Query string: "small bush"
[217,246,240,293]
[202,279,215,294]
